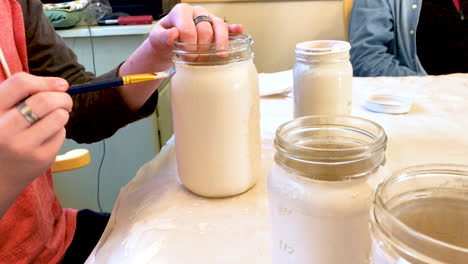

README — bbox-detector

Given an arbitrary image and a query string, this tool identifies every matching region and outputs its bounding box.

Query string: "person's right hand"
[0,72,72,193]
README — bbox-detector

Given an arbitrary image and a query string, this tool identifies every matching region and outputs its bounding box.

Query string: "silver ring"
[194,15,213,25]
[17,102,39,125]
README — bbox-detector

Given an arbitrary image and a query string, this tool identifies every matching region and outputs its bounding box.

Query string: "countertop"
[85,73,468,263]
[56,23,156,38]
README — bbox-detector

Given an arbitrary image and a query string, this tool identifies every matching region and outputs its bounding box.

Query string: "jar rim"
[275,115,387,160]
[274,115,387,181]
[295,40,351,55]
[173,33,252,54]
[372,164,468,259]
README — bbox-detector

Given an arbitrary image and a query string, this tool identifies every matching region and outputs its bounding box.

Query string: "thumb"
[165,27,180,46]
[149,26,180,50]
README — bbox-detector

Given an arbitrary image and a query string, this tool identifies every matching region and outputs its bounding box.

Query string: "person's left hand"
[117,4,244,111]
[148,4,244,63]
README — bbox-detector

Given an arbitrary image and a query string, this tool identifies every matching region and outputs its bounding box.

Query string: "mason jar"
[371,164,468,264]
[170,34,261,197]
[293,40,353,118]
[268,115,387,264]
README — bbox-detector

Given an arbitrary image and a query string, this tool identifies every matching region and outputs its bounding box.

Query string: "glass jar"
[371,164,468,264]
[293,40,353,118]
[268,115,387,264]
[170,34,261,197]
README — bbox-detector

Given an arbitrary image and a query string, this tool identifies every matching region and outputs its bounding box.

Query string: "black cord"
[97,140,106,213]
[88,25,105,213]
[88,25,97,74]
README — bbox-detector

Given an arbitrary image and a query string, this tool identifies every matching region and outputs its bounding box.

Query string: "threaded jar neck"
[274,115,387,181]
[173,34,253,65]
[295,40,351,64]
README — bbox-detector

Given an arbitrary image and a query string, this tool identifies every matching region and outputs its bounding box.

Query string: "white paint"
[170,59,261,197]
[268,163,374,264]
[55,148,89,161]
[293,40,353,117]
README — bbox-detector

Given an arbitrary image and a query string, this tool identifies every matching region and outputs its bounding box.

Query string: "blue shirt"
[349,0,427,76]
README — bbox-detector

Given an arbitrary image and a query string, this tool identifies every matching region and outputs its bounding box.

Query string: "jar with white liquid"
[170,34,261,197]
[293,40,352,118]
[268,115,387,264]
[371,164,468,264]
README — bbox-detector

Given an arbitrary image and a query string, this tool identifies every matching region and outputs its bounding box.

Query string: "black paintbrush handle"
[67,77,124,95]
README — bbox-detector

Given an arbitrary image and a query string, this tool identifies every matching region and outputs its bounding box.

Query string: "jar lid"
[364,94,413,114]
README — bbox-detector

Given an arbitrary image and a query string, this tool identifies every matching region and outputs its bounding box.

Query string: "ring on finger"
[194,15,213,25]
[17,102,39,125]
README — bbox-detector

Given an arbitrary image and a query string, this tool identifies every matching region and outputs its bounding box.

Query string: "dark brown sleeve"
[19,0,158,143]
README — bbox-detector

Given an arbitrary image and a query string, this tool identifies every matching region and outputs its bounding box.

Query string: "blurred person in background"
[349,0,467,76]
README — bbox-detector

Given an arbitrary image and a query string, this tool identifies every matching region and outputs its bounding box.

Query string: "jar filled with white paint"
[268,115,387,264]
[171,34,261,197]
[293,40,352,118]
[371,164,468,264]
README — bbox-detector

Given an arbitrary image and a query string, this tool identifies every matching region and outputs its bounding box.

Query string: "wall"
[194,1,345,73]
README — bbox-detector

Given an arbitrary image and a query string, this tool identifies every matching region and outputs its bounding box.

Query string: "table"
[85,73,468,263]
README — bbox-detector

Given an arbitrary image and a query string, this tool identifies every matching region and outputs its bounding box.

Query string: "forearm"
[21,0,158,143]
[351,52,421,77]
[117,39,173,111]
[66,85,158,143]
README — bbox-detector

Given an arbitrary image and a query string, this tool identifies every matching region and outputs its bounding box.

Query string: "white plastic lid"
[364,94,413,114]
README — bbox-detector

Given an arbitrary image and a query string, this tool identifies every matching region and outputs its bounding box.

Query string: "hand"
[117,4,243,111]
[0,73,72,201]
[148,3,244,62]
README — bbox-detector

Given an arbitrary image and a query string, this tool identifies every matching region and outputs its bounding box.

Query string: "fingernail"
[55,78,69,90]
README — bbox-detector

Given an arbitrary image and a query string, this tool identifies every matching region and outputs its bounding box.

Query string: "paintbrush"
[67,66,176,95]
[0,47,12,78]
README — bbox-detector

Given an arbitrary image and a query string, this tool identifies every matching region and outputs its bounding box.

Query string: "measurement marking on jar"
[279,240,295,255]
[278,207,293,216]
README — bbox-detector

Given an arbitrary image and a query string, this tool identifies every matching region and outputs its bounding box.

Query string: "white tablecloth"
[85,73,468,263]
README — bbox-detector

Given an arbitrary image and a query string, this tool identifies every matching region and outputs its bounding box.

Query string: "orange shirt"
[0,1,77,263]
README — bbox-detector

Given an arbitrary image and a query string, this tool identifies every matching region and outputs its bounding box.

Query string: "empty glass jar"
[371,164,468,264]
[268,115,387,264]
